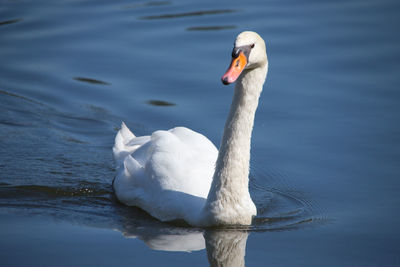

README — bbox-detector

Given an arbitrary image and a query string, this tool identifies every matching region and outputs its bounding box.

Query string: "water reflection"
[205,230,248,267]
[117,220,249,266]
[120,226,205,252]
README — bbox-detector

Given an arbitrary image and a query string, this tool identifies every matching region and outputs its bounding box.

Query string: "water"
[1,0,399,266]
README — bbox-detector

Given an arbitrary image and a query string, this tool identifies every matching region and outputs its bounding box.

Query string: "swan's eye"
[250,44,255,49]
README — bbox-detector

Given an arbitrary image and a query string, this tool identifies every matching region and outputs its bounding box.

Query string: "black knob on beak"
[231,47,240,58]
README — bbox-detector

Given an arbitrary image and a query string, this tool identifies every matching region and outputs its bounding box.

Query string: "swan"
[113,31,268,226]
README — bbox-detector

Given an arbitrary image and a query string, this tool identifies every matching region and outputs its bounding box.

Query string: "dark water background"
[1,0,400,266]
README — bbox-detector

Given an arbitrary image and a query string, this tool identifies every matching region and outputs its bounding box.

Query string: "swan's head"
[221,31,267,85]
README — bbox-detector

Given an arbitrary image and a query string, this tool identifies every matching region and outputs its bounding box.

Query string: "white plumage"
[113,31,268,226]
[113,125,217,223]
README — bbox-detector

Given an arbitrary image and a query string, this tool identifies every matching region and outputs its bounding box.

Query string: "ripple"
[247,173,326,231]
[123,1,171,9]
[146,99,176,106]
[0,120,27,127]
[251,189,321,231]
[0,184,110,198]
[0,19,21,27]
[51,112,109,138]
[73,77,110,85]
[0,89,44,106]
[139,9,237,20]
[186,25,236,31]
[63,136,87,144]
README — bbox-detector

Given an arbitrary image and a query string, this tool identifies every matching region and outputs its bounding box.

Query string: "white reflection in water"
[205,230,248,267]
[118,225,249,266]
[121,227,205,252]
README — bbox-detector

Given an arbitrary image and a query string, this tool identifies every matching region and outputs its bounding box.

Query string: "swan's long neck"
[202,62,267,225]
[214,69,263,194]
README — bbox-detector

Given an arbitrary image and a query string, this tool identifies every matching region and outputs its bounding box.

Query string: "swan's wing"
[147,127,217,197]
[113,124,218,223]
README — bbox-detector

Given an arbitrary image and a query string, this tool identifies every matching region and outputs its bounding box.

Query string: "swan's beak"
[221,51,247,85]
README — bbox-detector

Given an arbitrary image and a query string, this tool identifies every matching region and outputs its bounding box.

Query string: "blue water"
[1,0,400,266]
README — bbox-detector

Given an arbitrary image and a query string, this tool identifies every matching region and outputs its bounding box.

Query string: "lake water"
[1,0,400,266]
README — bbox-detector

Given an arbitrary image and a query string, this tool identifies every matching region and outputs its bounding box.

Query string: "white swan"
[113,31,268,226]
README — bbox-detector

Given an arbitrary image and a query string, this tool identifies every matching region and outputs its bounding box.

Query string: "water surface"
[1,0,400,266]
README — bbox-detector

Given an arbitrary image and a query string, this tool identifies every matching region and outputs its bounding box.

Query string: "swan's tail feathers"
[120,122,136,140]
[113,122,150,166]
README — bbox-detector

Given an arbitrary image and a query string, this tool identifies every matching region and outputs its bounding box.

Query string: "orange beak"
[221,51,247,85]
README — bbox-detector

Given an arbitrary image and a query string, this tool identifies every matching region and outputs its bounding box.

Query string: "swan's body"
[113,31,268,226]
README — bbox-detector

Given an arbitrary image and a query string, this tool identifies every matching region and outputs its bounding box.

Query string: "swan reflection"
[117,222,249,266]
[205,230,248,267]
[121,226,205,252]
